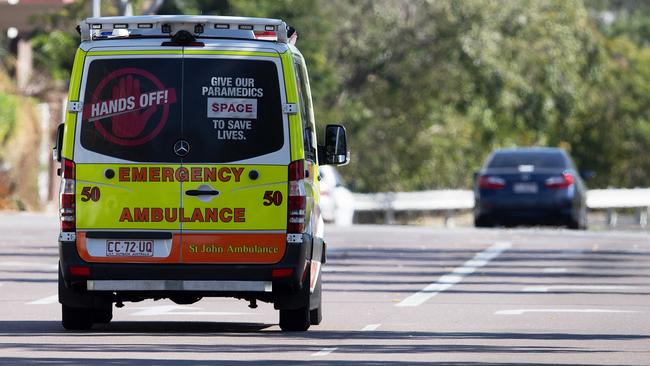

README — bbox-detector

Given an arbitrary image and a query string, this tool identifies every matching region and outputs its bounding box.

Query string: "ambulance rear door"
[178,52,290,264]
[74,50,184,264]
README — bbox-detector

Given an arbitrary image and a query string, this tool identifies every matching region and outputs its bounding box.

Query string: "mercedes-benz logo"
[173,140,190,157]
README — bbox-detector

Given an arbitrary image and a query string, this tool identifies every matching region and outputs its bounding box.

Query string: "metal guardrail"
[586,188,650,227]
[352,189,650,228]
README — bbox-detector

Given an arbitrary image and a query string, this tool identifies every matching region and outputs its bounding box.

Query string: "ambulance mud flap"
[58,264,112,309]
[272,233,315,310]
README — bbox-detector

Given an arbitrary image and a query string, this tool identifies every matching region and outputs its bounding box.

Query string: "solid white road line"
[312,348,338,357]
[522,285,639,292]
[27,295,58,305]
[322,267,355,273]
[0,261,58,270]
[543,267,568,273]
[396,241,511,307]
[495,309,640,315]
[361,324,381,331]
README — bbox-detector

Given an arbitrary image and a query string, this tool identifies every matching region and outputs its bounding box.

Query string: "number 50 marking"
[263,190,283,206]
[80,186,101,202]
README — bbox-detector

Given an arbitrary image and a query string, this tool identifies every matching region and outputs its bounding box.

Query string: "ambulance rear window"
[79,57,284,163]
[182,58,284,163]
[80,58,183,162]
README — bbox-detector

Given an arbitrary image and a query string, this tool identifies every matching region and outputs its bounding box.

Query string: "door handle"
[185,189,220,196]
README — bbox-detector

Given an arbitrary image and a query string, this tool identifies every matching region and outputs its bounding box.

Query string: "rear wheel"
[569,207,588,230]
[279,304,310,331]
[92,306,113,324]
[568,214,585,230]
[474,216,492,228]
[62,304,93,330]
[309,307,322,326]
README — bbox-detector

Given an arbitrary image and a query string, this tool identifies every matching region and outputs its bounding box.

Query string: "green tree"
[20,0,650,191]
[323,0,606,191]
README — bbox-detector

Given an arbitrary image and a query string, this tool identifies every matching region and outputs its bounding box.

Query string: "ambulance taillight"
[288,160,306,234]
[59,159,76,232]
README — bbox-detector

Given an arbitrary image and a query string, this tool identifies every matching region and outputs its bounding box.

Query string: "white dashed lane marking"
[543,267,568,273]
[396,241,511,307]
[308,324,381,358]
[361,324,381,331]
[27,295,58,305]
[311,348,338,357]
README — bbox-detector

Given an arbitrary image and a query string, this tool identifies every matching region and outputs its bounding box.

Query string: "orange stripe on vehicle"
[182,233,286,264]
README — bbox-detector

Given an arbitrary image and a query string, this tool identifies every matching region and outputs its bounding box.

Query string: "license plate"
[106,240,154,257]
[513,182,538,194]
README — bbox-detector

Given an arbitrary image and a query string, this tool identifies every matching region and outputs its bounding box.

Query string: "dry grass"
[0,72,42,211]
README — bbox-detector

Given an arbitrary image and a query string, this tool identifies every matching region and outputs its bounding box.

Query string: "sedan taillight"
[545,172,575,189]
[478,175,506,189]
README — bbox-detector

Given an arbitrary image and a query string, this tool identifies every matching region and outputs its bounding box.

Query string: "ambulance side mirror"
[53,123,64,162]
[319,124,349,166]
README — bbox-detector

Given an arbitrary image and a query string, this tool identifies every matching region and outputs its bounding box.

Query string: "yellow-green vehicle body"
[56,15,348,332]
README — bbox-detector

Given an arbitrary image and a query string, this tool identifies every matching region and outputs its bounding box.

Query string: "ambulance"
[53,15,348,331]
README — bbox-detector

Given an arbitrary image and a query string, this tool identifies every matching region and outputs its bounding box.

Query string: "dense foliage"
[25,0,650,191]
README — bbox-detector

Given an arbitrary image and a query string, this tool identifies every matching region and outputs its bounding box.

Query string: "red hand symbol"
[110,75,156,138]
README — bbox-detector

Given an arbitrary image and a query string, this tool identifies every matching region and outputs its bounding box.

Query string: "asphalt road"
[0,212,649,365]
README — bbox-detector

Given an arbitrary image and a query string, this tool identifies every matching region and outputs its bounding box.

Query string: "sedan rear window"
[488,151,567,169]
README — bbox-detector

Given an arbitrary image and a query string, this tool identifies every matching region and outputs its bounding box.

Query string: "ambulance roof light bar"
[79,15,289,43]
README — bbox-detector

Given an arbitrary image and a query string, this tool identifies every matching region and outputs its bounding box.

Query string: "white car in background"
[319,166,355,226]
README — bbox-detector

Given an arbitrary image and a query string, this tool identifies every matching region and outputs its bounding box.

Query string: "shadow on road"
[0,323,646,365]
[1,320,648,340]
[0,320,272,335]
[322,244,650,297]
[1,359,637,366]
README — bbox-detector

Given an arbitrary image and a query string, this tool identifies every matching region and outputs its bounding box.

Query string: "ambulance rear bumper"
[87,280,272,292]
[58,233,318,292]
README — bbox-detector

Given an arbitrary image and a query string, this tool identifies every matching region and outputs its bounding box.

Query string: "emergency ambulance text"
[119,207,245,223]
[118,166,244,183]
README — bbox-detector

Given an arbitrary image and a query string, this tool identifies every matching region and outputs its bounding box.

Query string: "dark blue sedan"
[474,147,588,229]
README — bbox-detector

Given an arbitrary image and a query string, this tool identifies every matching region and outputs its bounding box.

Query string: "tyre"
[62,304,93,330]
[568,215,582,230]
[568,218,587,230]
[309,307,322,326]
[474,216,492,228]
[279,305,310,331]
[568,206,588,230]
[93,306,113,324]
